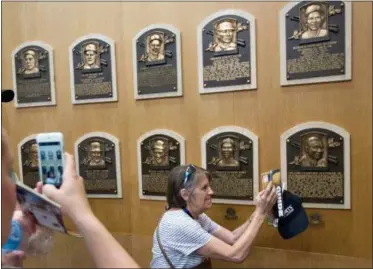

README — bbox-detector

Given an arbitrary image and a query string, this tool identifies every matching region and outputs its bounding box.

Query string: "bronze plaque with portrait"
[77,137,118,195]
[140,135,181,196]
[20,139,40,188]
[285,1,347,80]
[135,27,180,98]
[202,15,251,89]
[205,132,254,200]
[71,38,115,102]
[13,45,53,105]
[286,129,344,204]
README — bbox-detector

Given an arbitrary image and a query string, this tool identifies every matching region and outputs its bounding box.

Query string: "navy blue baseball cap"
[2,89,14,103]
[274,189,309,239]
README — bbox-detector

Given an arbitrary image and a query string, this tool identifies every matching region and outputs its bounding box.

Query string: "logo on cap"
[284,205,294,217]
[276,185,284,217]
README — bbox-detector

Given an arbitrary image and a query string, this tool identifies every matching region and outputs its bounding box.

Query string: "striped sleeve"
[198,213,221,234]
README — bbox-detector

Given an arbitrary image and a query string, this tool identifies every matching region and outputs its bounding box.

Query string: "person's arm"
[41,153,140,269]
[197,210,265,263]
[72,212,138,268]
[212,187,277,246]
[212,213,254,245]
[196,183,277,263]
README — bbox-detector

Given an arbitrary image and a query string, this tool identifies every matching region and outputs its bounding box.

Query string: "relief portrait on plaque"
[69,34,117,104]
[81,43,101,70]
[197,10,257,94]
[202,127,259,205]
[143,139,170,167]
[144,33,166,63]
[300,3,328,40]
[290,133,328,168]
[280,1,352,86]
[133,24,182,100]
[281,122,350,209]
[207,19,239,53]
[75,133,122,198]
[300,3,329,39]
[209,137,241,169]
[18,136,40,189]
[138,130,185,200]
[12,42,56,108]
[86,141,106,168]
[21,50,40,75]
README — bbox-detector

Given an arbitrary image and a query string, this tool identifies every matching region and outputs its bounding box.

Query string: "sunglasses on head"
[183,164,196,185]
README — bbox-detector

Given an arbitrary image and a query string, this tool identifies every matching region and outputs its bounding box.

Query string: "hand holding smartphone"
[261,169,282,227]
[36,132,64,189]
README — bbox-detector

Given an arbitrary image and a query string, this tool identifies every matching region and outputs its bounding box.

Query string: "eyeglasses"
[183,165,196,186]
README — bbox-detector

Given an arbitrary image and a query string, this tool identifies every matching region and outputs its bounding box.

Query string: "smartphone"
[36,132,64,189]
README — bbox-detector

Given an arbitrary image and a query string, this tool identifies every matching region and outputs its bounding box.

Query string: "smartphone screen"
[38,141,63,188]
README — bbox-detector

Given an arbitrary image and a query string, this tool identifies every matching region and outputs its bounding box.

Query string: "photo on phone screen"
[38,141,63,188]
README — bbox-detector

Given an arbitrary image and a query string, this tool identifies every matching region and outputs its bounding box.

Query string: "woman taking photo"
[151,165,277,269]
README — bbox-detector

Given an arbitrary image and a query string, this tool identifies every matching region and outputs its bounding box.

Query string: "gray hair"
[166,165,211,209]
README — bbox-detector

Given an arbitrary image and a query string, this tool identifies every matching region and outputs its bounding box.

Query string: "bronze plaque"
[135,27,181,99]
[205,132,254,200]
[140,135,181,196]
[285,1,347,81]
[286,129,344,204]
[71,36,116,103]
[13,44,54,106]
[20,139,40,188]
[77,137,118,195]
[201,14,253,91]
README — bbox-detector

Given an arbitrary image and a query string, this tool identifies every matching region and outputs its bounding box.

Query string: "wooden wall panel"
[2,1,372,263]
[24,234,372,268]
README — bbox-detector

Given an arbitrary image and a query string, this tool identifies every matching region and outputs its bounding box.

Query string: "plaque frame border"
[137,129,186,200]
[12,41,56,108]
[132,24,183,100]
[280,121,351,209]
[74,132,122,199]
[17,134,38,185]
[197,9,257,94]
[279,1,352,86]
[201,126,259,205]
[69,34,118,105]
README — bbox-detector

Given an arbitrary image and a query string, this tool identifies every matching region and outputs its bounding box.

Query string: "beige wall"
[2,1,372,266]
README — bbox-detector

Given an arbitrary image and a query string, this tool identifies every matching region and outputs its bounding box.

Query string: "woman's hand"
[41,153,93,222]
[254,182,277,216]
[2,250,25,267]
[12,178,46,237]
[12,209,36,237]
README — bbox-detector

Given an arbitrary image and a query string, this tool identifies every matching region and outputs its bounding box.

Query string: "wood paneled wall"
[25,233,372,268]
[2,1,372,263]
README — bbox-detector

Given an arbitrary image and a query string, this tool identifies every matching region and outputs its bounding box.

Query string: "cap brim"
[1,90,15,103]
[278,208,309,240]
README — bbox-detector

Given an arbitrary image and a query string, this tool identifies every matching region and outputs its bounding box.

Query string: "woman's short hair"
[166,165,212,209]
